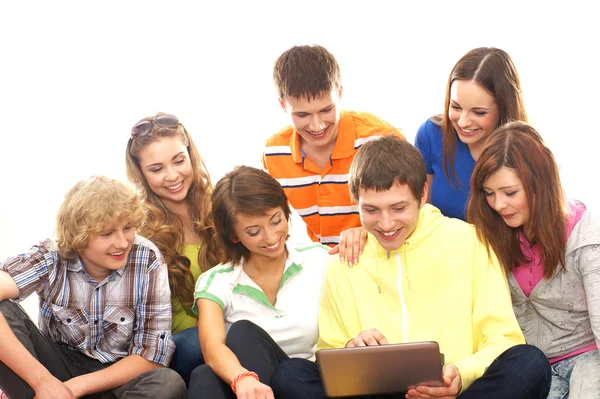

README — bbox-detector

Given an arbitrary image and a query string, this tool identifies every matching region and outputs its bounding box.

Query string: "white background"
[1,0,598,266]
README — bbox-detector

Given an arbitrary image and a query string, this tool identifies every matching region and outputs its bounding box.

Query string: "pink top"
[513,200,595,364]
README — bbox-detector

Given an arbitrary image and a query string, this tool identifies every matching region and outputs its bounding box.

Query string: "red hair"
[468,121,567,278]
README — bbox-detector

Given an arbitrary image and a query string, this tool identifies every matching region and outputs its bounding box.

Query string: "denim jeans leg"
[459,344,551,399]
[569,350,600,398]
[271,358,326,399]
[188,364,235,399]
[170,326,204,386]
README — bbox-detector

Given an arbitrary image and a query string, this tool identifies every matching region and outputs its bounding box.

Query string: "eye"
[175,157,185,165]
[150,167,162,173]
[247,230,260,237]
[124,225,133,231]
[474,111,487,116]
[393,207,405,212]
[450,105,461,110]
[100,231,112,237]
[506,191,517,197]
[272,218,282,226]
[295,113,308,118]
[321,107,334,113]
[363,208,377,214]
[483,191,494,197]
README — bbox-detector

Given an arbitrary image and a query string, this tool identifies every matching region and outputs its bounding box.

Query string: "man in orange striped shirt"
[263,45,405,246]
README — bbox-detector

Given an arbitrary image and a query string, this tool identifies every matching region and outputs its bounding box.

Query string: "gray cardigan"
[508,209,600,358]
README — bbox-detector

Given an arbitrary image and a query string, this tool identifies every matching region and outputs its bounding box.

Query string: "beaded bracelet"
[231,370,259,393]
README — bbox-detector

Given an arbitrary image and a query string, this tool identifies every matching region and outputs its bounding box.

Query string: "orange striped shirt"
[262,110,404,245]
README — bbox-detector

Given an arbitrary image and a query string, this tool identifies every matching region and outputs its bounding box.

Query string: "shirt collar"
[289,109,355,164]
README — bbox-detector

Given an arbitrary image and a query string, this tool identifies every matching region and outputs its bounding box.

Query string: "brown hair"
[56,176,145,261]
[212,166,291,265]
[349,135,427,202]
[273,44,341,101]
[438,47,527,186]
[125,113,222,307]
[468,121,567,278]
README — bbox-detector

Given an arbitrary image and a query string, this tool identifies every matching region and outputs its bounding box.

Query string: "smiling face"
[483,166,531,230]
[233,207,289,262]
[280,89,342,152]
[449,79,500,157]
[137,136,194,209]
[80,219,135,281]
[358,182,427,251]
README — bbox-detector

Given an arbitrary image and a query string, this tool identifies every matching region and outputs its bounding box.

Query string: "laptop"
[316,341,444,397]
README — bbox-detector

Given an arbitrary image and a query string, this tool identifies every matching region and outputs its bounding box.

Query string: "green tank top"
[171,243,202,334]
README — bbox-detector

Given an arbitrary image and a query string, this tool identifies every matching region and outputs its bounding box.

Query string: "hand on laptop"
[328,227,368,267]
[345,328,388,347]
[405,363,462,399]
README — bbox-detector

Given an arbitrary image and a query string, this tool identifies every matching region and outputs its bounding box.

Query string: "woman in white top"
[188,166,329,399]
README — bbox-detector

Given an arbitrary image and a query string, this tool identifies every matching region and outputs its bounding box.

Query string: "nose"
[308,114,324,132]
[457,111,470,128]
[114,230,129,249]
[377,211,395,231]
[493,196,507,212]
[264,227,280,245]
[165,166,178,182]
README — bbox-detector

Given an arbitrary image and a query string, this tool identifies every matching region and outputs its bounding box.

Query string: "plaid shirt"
[0,235,175,366]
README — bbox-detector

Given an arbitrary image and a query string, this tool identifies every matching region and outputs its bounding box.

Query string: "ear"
[337,86,344,101]
[231,237,239,243]
[278,98,287,112]
[419,183,429,208]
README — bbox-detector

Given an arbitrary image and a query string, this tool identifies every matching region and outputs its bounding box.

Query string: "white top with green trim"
[193,243,329,361]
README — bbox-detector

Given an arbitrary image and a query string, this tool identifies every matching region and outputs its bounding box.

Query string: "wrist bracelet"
[231,370,259,393]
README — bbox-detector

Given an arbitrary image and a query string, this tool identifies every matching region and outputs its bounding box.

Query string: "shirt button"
[94,320,99,325]
[120,317,125,322]
[160,334,165,339]
[66,318,72,323]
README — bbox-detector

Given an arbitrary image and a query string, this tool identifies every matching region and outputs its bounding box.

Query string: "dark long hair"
[439,47,527,186]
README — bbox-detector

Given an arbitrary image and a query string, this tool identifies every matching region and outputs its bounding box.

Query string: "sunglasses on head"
[131,114,180,138]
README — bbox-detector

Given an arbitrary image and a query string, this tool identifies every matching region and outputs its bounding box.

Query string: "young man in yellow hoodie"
[270,136,551,399]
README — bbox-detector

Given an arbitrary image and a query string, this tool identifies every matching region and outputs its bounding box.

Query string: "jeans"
[271,344,551,399]
[0,300,187,399]
[171,326,204,386]
[188,320,288,399]
[547,349,600,399]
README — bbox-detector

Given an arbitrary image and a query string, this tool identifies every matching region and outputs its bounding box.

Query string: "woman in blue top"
[415,47,528,220]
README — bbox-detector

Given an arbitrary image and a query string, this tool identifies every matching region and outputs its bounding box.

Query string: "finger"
[351,229,361,264]
[416,384,453,397]
[362,332,380,346]
[370,328,388,345]
[328,244,340,256]
[359,228,368,255]
[338,232,347,264]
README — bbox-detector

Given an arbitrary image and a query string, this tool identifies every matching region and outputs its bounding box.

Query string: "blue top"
[414,118,475,221]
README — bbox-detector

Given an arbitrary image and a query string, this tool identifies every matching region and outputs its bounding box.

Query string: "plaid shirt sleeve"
[129,244,175,367]
[0,239,55,300]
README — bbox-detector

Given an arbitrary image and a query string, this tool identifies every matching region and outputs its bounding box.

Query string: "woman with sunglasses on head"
[332,47,528,266]
[188,166,329,399]
[468,121,600,399]
[126,113,223,385]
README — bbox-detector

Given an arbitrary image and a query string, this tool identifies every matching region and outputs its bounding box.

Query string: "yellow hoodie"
[317,204,525,390]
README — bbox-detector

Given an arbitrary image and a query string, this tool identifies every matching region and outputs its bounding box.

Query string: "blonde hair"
[125,113,222,307]
[56,176,145,261]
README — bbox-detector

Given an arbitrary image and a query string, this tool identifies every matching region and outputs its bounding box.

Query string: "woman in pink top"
[468,121,600,399]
